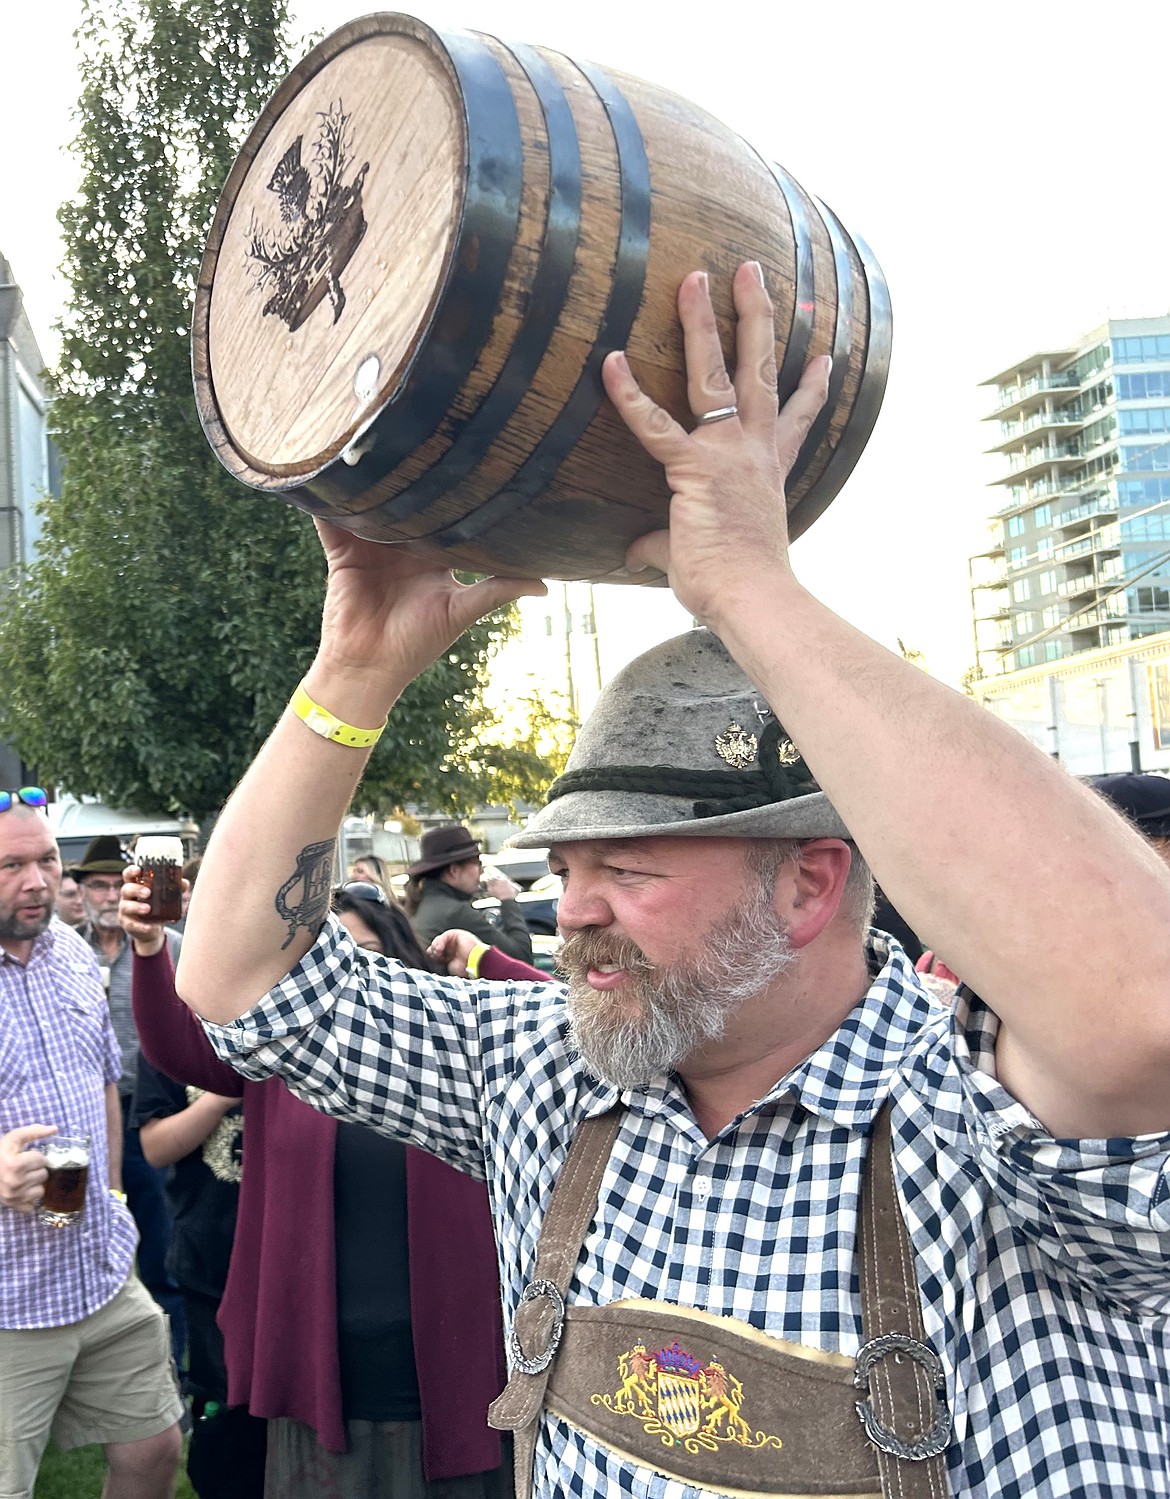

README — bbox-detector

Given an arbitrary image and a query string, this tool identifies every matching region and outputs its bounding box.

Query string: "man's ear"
[773,839,854,949]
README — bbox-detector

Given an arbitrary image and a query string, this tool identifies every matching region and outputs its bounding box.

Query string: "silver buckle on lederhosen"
[853,1333,951,1460]
[510,1279,567,1375]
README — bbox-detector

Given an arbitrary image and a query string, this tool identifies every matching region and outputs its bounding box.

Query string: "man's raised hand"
[602,262,830,629]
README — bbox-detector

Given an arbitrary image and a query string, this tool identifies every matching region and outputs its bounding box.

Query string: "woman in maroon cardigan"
[126,878,540,1498]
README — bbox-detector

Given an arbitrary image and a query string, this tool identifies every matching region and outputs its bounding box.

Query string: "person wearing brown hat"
[178,265,1170,1498]
[406,824,533,964]
[74,834,187,1375]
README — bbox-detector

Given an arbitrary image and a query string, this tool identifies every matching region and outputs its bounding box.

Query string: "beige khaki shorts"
[0,1273,184,1498]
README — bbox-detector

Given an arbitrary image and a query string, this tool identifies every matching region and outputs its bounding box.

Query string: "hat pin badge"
[715,723,758,769]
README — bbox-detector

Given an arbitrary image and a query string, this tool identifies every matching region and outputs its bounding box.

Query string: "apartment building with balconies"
[970,315,1170,679]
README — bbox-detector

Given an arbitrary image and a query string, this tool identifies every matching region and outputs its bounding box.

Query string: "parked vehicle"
[47,797,196,869]
[473,889,561,974]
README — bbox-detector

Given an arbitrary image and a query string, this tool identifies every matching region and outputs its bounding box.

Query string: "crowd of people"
[2,264,1169,1499]
[1,812,535,1498]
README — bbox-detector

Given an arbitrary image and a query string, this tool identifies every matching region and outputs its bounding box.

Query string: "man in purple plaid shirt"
[0,795,184,1498]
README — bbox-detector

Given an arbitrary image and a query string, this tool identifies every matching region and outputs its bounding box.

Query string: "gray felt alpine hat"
[509,629,849,848]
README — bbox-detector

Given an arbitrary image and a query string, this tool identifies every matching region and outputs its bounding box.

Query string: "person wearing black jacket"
[405,824,533,964]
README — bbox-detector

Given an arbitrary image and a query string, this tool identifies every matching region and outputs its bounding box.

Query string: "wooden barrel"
[192,13,891,582]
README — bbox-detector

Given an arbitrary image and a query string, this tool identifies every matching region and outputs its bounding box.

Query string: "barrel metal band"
[426,55,651,549]
[792,224,892,535]
[768,160,816,411]
[786,195,854,496]
[293,28,525,513]
[374,40,585,522]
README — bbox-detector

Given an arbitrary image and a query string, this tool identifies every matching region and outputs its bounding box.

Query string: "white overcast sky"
[3,0,1169,683]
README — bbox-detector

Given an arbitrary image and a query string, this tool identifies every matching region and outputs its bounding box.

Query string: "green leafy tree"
[432,689,579,820]
[0,0,543,820]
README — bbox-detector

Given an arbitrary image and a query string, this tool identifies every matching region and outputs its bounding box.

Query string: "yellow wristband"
[109,1188,127,1204]
[290,681,387,749]
[465,942,490,979]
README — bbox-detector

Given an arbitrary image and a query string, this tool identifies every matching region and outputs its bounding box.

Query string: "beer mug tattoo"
[36,1134,90,1227]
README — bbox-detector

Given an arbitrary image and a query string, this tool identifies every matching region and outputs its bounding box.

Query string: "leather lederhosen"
[489,1104,951,1499]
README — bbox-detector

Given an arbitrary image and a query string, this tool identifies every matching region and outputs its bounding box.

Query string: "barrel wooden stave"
[343,38,627,539]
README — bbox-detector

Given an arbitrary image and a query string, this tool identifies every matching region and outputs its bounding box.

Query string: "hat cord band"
[547,724,820,820]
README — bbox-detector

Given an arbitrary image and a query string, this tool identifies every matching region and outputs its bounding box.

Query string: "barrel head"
[197,20,466,480]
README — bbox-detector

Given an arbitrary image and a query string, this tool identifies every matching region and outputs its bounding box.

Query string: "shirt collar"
[607,935,943,1136]
[0,921,59,969]
[762,934,943,1132]
[79,921,127,957]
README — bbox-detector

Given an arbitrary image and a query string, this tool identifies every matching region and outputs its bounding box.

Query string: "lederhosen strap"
[857,1104,950,1499]
[489,1109,625,1494]
[489,1102,951,1499]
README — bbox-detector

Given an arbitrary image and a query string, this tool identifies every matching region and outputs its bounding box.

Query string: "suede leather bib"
[488,1106,950,1499]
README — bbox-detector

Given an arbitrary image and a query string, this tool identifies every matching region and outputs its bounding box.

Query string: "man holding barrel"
[175,265,1170,1497]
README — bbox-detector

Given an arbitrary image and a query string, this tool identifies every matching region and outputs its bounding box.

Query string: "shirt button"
[693,1175,712,1202]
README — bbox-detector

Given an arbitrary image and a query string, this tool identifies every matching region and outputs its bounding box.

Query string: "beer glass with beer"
[35,1134,90,1227]
[134,835,184,924]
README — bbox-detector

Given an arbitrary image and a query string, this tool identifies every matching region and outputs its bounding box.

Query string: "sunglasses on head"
[0,787,48,813]
[334,880,390,906]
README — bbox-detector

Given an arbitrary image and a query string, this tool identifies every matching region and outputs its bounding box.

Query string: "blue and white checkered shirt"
[205,919,1170,1498]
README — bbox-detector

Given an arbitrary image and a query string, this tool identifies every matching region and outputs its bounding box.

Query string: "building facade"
[0,253,57,783]
[970,314,1170,679]
[970,631,1170,777]
[0,253,56,575]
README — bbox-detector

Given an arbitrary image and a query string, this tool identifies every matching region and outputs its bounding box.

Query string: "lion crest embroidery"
[592,1339,783,1455]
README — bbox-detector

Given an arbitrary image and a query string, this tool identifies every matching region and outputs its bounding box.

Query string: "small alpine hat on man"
[72,834,128,878]
[1088,772,1170,838]
[509,628,849,848]
[408,823,482,877]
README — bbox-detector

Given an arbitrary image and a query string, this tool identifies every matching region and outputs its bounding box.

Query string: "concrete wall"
[974,631,1170,775]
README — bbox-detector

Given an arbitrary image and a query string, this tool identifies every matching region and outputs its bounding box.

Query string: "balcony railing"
[995,372,1079,411]
[1058,575,1098,599]
[1054,494,1117,526]
[1007,444,1082,474]
[1069,596,1130,627]
[997,409,1084,443]
[1056,524,1120,559]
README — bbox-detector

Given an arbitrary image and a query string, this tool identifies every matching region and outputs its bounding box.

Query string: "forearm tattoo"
[274,839,335,950]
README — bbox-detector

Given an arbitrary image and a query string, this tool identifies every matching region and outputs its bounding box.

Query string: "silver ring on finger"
[694,404,738,426]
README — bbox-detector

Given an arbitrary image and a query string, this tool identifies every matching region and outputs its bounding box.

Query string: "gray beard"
[559,880,795,1088]
[0,907,53,943]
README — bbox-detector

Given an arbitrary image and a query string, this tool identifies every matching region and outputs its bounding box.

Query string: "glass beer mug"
[134,836,184,924]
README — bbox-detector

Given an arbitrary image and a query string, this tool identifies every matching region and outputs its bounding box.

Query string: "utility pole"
[562,582,577,720]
